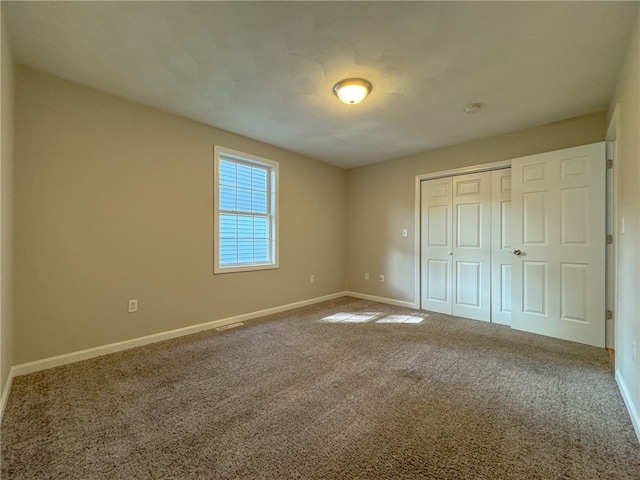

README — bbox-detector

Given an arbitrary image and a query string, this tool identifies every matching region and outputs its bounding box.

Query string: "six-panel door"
[452,172,492,322]
[510,143,605,347]
[490,169,513,326]
[420,177,453,314]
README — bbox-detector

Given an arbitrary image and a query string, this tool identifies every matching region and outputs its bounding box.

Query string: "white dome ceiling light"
[333,78,372,105]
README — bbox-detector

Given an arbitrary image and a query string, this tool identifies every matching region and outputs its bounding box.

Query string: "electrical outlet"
[365,273,369,280]
[379,274,385,282]
[310,275,315,284]
[128,299,138,313]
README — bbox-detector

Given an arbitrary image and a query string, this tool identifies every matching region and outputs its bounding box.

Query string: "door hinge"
[607,159,614,169]
[606,234,614,245]
[606,310,613,320]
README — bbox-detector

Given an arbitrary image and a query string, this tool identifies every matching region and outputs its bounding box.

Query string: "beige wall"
[1,15,15,400]
[609,8,640,434]
[14,66,346,364]
[346,112,607,303]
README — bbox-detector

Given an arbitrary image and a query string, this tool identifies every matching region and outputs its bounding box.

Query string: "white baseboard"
[0,368,15,421]
[11,292,346,378]
[344,291,418,309]
[615,369,640,443]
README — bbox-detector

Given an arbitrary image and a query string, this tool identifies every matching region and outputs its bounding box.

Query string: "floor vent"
[216,322,244,331]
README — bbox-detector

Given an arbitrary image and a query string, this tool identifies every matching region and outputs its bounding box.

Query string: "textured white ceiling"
[3,1,639,168]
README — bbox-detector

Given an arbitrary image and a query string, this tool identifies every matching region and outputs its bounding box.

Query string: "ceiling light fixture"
[464,103,482,114]
[333,78,372,105]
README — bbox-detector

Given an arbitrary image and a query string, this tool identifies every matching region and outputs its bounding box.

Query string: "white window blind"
[214,147,278,273]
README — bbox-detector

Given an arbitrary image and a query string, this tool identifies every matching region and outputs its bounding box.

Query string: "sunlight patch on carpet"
[321,312,381,323]
[321,312,427,324]
[376,314,426,324]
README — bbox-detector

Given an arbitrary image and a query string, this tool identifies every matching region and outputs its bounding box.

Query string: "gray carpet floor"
[1,296,639,479]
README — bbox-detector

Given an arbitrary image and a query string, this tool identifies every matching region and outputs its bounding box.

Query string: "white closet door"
[451,172,492,322]
[420,177,453,314]
[511,143,606,347]
[491,169,512,326]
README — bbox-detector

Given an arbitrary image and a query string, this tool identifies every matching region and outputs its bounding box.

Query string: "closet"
[420,169,511,324]
[418,142,606,348]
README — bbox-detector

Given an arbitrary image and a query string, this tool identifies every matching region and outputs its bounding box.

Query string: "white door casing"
[491,169,513,326]
[511,143,606,347]
[420,177,453,314]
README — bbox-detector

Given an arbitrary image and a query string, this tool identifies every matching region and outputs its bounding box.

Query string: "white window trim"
[214,146,279,274]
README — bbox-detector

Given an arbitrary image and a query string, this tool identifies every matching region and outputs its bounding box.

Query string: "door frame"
[606,106,619,353]
[414,160,511,308]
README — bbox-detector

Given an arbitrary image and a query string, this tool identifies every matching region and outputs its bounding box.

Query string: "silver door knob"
[513,249,522,256]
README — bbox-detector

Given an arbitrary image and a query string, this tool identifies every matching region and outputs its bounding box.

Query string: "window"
[214,146,278,273]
